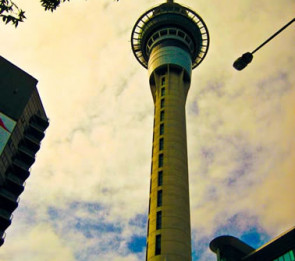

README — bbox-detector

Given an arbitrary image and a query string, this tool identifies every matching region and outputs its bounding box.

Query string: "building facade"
[210,226,295,261]
[0,56,49,246]
[131,1,209,260]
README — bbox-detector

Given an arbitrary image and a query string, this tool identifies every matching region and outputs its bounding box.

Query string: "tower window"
[158,154,163,168]
[160,123,164,135]
[156,211,162,230]
[159,138,164,151]
[153,33,160,40]
[178,31,185,37]
[146,243,148,261]
[160,29,168,36]
[160,98,165,108]
[160,111,164,121]
[150,179,152,193]
[161,87,165,96]
[151,161,153,174]
[157,190,162,207]
[161,77,165,86]
[170,29,176,35]
[158,171,163,186]
[155,235,161,255]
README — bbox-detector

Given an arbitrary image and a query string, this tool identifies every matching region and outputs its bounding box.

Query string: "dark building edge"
[0,56,49,246]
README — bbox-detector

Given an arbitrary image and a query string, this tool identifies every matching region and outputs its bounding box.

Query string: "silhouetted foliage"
[0,0,70,27]
[0,0,25,27]
[40,0,69,12]
[0,0,120,27]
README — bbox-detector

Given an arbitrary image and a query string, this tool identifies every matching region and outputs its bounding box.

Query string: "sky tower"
[131,1,209,260]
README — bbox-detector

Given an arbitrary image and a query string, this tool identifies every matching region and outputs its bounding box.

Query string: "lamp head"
[233,52,253,71]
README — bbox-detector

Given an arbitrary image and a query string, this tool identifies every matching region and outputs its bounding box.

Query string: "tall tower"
[131,1,209,260]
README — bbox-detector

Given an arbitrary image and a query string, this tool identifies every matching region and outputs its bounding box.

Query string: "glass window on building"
[156,211,162,230]
[150,179,152,193]
[160,123,164,135]
[146,243,148,261]
[157,190,162,207]
[161,87,165,97]
[155,235,161,255]
[151,161,153,174]
[160,111,164,121]
[161,77,165,86]
[273,250,295,261]
[158,171,163,186]
[158,154,163,168]
[160,98,165,108]
[159,138,164,151]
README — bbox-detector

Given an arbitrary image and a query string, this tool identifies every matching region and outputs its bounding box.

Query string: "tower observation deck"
[131,1,209,260]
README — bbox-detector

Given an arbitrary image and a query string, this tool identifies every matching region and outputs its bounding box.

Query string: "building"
[131,1,209,260]
[210,226,295,261]
[0,56,49,246]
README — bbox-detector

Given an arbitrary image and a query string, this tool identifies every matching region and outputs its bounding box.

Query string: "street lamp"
[233,18,295,71]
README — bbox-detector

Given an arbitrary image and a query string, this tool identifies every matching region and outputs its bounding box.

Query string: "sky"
[0,0,294,260]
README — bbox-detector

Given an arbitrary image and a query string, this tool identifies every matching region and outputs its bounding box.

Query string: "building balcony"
[0,188,19,213]
[0,231,5,246]
[5,172,25,197]
[18,144,35,159]
[11,160,30,181]
[24,131,43,145]
[30,114,49,132]
[21,135,40,154]
[25,125,45,142]
[16,146,35,168]
[0,209,12,232]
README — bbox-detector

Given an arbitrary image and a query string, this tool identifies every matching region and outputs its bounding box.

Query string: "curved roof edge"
[210,235,255,255]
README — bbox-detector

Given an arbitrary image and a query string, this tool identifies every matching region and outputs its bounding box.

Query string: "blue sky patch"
[127,235,146,253]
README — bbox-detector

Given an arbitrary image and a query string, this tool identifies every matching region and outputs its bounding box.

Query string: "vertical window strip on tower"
[160,111,164,121]
[150,179,152,193]
[158,171,163,186]
[156,211,162,230]
[159,138,164,150]
[146,243,148,261]
[155,234,161,255]
[151,161,153,174]
[161,77,165,86]
[161,87,165,97]
[160,98,165,108]
[157,190,162,207]
[158,153,163,168]
[160,123,164,135]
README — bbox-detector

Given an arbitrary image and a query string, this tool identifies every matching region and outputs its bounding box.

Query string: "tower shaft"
[147,65,191,261]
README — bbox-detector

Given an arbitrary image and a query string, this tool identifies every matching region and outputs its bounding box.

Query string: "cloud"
[0,0,294,260]
[0,223,75,261]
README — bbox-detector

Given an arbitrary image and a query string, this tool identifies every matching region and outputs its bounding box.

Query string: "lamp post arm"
[251,18,295,54]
